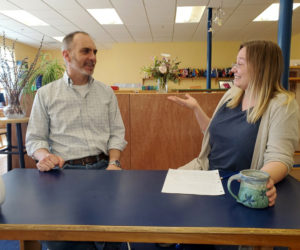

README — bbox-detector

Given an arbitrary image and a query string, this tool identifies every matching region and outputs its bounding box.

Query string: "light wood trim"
[0,224,299,235]
[289,77,300,81]
[290,66,300,69]
[0,225,300,248]
[0,117,29,124]
[290,168,300,181]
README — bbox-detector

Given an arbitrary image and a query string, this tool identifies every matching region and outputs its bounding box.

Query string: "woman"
[168,40,299,207]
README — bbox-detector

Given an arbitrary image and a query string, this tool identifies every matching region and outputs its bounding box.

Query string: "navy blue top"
[208,101,261,172]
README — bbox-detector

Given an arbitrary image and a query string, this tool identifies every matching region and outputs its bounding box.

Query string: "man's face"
[64,33,97,77]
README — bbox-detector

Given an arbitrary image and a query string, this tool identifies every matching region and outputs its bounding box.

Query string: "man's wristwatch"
[108,160,121,168]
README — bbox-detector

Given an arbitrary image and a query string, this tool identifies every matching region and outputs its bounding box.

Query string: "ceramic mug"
[0,175,5,205]
[227,169,269,209]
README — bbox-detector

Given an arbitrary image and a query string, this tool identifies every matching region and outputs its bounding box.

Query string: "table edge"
[0,224,299,236]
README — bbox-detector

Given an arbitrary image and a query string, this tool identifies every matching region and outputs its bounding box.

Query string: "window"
[0,46,15,105]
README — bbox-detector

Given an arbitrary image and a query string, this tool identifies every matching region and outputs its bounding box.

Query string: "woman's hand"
[168,93,210,133]
[266,177,277,207]
[167,94,199,111]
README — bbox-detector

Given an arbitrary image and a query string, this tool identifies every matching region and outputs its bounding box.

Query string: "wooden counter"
[128,93,223,169]
[12,92,224,170]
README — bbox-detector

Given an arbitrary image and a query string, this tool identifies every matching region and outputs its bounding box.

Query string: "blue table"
[0,169,300,249]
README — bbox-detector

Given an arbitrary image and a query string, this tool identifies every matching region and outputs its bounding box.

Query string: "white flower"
[161,53,170,57]
[161,53,170,62]
[159,64,167,74]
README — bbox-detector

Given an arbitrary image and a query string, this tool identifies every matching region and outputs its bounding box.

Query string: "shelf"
[142,77,233,85]
[171,89,227,93]
[290,66,300,69]
[289,77,300,81]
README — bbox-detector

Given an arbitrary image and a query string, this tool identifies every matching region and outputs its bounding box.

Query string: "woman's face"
[232,47,251,90]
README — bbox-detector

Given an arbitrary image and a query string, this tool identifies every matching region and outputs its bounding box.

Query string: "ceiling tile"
[111,0,148,26]
[8,0,51,11]
[173,23,199,41]
[76,0,112,9]
[144,0,176,25]
[0,0,299,50]
[126,25,152,41]
[0,1,19,10]
[102,25,134,43]
[177,0,209,6]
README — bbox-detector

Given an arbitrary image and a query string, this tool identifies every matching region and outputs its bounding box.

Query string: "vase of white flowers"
[157,78,168,93]
[3,89,25,118]
[0,33,43,118]
[142,53,180,93]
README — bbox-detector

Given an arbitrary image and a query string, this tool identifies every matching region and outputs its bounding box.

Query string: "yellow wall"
[43,49,64,64]
[0,36,40,63]
[10,34,300,89]
[95,41,240,88]
[291,33,300,59]
[45,41,240,89]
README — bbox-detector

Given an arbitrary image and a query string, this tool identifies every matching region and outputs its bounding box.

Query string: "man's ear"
[62,50,71,63]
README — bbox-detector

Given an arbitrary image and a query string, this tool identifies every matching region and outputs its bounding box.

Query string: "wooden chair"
[0,108,6,149]
[0,128,6,149]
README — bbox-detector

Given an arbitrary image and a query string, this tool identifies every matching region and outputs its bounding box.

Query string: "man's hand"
[37,153,65,172]
[266,178,277,207]
[106,164,122,170]
[107,149,122,170]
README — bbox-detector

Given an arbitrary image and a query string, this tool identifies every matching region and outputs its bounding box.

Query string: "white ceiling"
[0,0,300,50]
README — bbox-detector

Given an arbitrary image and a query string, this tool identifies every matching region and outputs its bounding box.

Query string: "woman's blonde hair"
[227,40,294,123]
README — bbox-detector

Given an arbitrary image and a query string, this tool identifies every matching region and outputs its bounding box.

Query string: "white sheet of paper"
[161,169,224,195]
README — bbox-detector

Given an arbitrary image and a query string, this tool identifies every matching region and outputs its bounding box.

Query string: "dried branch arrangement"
[0,32,43,117]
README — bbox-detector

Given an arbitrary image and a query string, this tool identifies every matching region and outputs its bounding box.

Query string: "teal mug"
[227,169,270,209]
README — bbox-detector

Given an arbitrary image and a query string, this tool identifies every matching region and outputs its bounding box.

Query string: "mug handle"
[227,173,241,201]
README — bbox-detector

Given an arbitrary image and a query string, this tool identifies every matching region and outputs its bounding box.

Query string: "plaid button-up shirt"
[26,72,127,161]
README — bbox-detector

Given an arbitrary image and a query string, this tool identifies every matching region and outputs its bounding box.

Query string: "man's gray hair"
[61,31,90,51]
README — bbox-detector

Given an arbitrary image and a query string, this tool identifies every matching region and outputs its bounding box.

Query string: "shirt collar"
[63,71,94,87]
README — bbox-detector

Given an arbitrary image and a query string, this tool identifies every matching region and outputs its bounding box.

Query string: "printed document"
[162,169,224,195]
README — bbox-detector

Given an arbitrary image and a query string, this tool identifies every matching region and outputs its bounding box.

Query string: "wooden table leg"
[20,240,42,250]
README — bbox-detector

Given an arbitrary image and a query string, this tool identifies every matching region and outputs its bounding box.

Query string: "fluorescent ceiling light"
[176,6,205,23]
[53,36,64,42]
[0,10,49,26]
[254,3,300,21]
[87,8,123,24]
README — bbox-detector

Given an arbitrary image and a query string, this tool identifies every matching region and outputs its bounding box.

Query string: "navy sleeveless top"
[208,101,261,172]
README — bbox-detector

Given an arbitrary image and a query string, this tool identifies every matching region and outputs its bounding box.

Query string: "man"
[26,31,126,171]
[26,31,127,250]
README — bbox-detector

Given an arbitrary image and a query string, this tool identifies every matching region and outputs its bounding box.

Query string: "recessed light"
[53,36,64,42]
[175,6,206,23]
[0,10,49,26]
[87,8,123,25]
[254,3,300,21]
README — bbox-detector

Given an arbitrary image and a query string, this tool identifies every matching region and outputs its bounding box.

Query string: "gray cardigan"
[180,89,300,172]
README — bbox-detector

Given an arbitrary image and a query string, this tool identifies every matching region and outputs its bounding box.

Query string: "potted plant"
[0,33,43,118]
[24,54,65,93]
